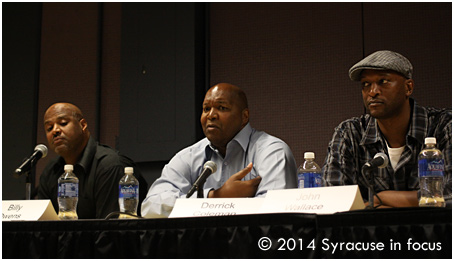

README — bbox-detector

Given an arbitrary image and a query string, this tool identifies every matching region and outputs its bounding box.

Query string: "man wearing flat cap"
[322,50,452,208]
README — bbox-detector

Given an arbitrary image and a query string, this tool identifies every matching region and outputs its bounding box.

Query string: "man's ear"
[405,79,414,97]
[80,118,88,132]
[242,108,249,126]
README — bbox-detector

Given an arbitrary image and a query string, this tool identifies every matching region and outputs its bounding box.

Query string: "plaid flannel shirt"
[323,99,452,201]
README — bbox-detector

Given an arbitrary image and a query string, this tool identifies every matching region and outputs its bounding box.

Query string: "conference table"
[2,207,451,258]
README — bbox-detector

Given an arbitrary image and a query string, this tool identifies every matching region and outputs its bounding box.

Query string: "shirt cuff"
[204,188,214,198]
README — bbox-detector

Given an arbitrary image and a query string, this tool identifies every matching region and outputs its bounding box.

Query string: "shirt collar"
[407,99,428,145]
[230,122,252,152]
[361,115,381,146]
[77,136,96,173]
[205,122,252,157]
[361,98,425,145]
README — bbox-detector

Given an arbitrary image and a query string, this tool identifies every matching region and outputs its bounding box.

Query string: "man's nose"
[51,125,61,136]
[368,83,381,96]
[207,108,218,119]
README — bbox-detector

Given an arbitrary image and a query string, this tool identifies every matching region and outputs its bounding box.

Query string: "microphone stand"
[26,157,39,200]
[196,181,206,198]
[25,172,32,200]
[362,167,375,210]
[17,157,37,200]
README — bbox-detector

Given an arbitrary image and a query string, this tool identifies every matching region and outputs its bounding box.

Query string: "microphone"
[362,152,389,171]
[186,161,217,198]
[14,144,48,178]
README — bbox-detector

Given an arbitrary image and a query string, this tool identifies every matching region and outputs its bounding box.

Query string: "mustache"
[367,99,384,105]
[52,135,65,143]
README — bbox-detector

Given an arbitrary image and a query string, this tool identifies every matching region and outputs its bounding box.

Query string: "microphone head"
[374,152,389,168]
[35,144,48,158]
[203,161,217,173]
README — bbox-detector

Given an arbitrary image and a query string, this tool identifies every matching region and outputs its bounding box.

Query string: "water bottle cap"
[125,167,134,174]
[424,137,436,145]
[64,164,73,171]
[304,152,315,159]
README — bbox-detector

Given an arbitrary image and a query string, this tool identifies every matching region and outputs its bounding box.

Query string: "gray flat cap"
[348,50,413,81]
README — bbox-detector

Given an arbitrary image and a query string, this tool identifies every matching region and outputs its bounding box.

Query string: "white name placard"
[169,197,264,218]
[259,185,365,214]
[2,200,59,221]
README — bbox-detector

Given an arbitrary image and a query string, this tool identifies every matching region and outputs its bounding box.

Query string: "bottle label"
[298,172,322,188]
[119,185,139,199]
[418,158,444,177]
[58,183,79,197]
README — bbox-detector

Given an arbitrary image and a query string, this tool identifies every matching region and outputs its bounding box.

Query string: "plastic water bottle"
[118,167,139,218]
[297,152,322,188]
[418,137,446,207]
[57,164,79,220]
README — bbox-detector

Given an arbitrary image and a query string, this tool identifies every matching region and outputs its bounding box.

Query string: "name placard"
[259,185,365,214]
[2,200,59,221]
[169,197,264,218]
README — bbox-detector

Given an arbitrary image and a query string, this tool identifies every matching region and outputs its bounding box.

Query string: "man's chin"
[204,131,220,140]
[369,111,388,120]
[54,146,69,156]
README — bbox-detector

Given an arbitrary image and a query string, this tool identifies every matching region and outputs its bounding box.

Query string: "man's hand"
[208,163,261,198]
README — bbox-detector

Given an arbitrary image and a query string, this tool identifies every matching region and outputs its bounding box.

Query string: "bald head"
[207,83,248,111]
[44,103,85,122]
